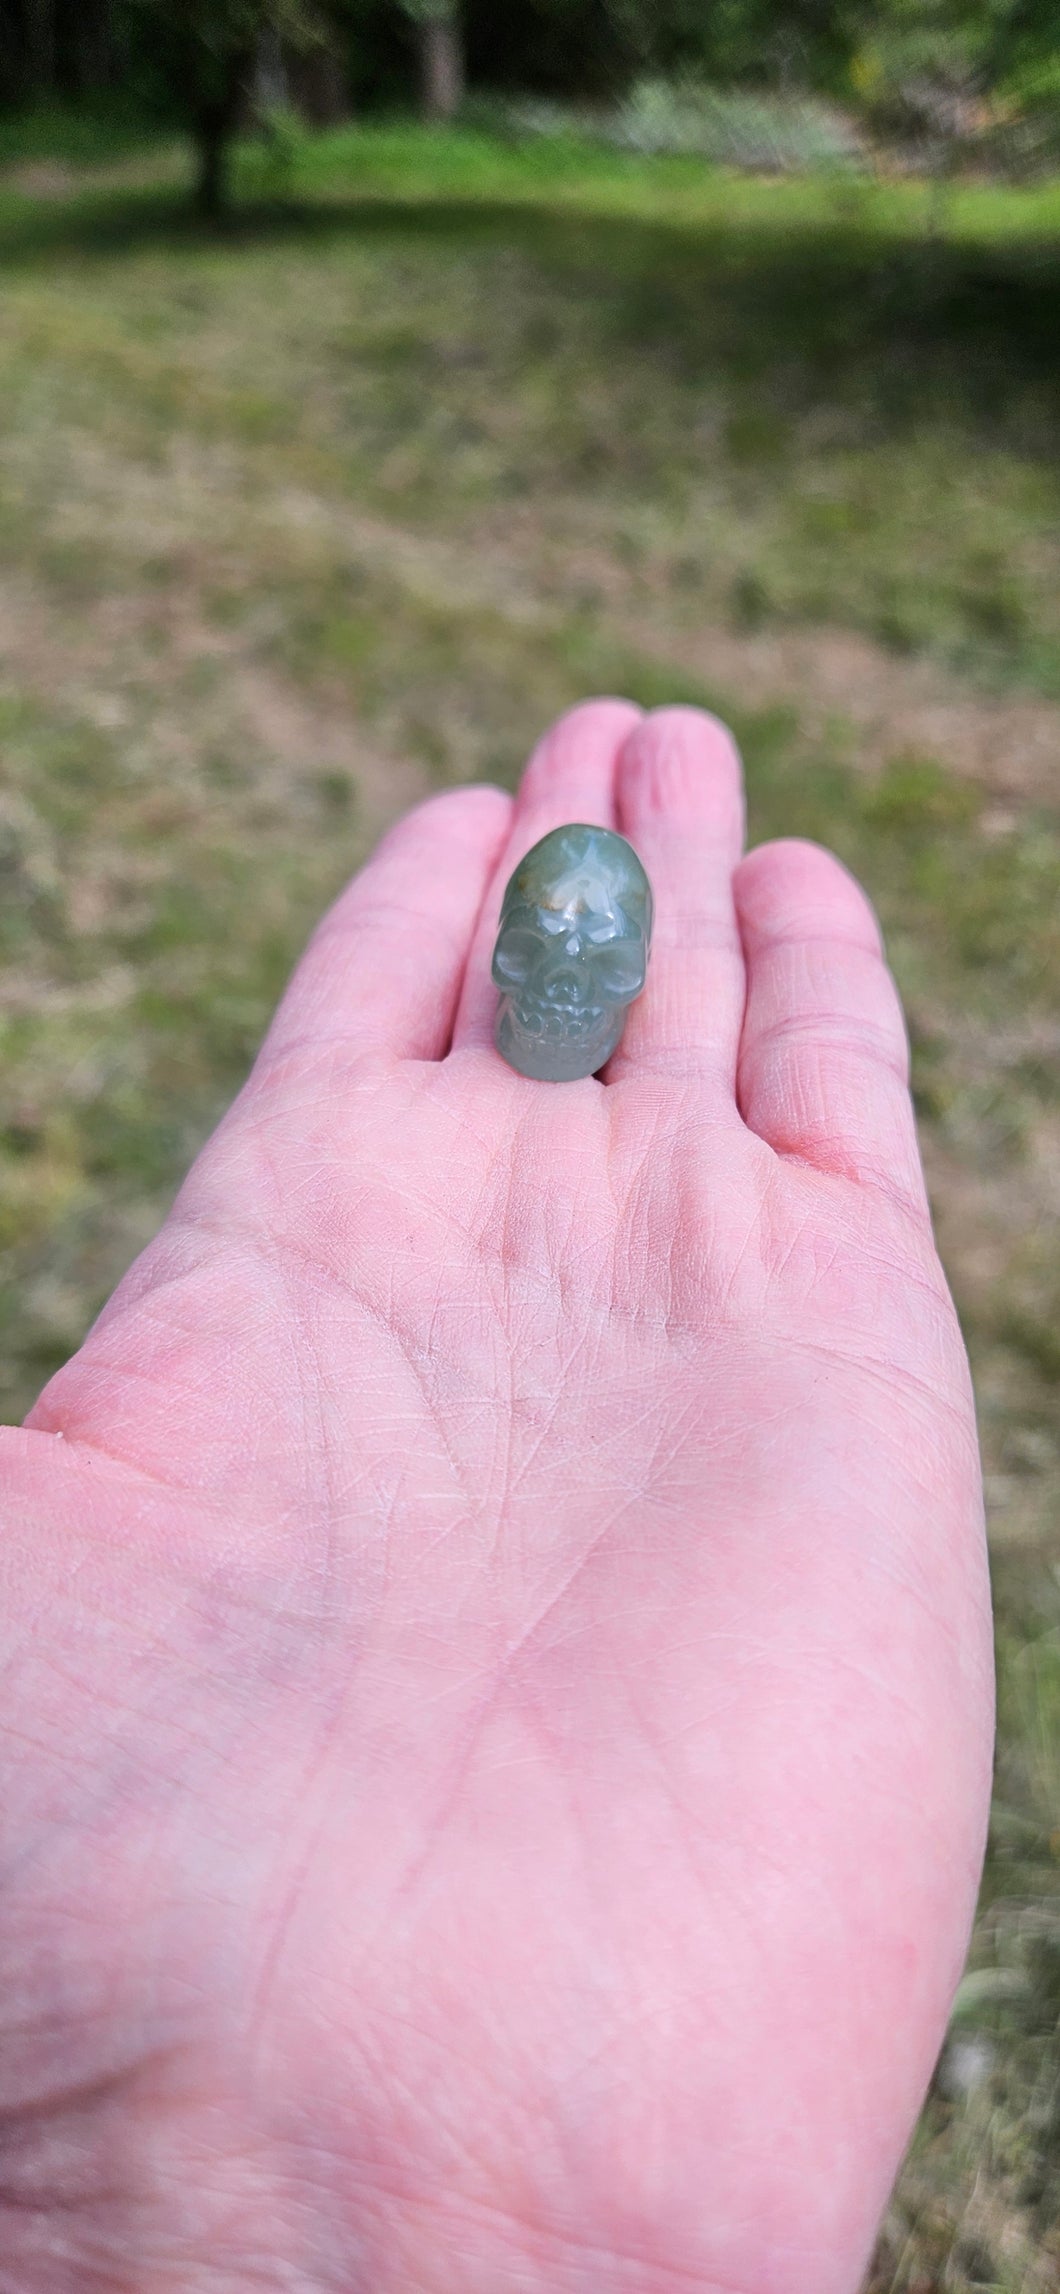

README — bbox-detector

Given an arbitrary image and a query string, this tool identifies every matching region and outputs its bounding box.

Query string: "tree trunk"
[24,0,56,96]
[295,41,348,127]
[253,23,289,117]
[420,11,463,123]
[193,56,250,225]
[75,0,115,94]
[195,116,228,222]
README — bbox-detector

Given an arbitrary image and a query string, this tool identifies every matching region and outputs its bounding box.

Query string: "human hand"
[1,701,992,2294]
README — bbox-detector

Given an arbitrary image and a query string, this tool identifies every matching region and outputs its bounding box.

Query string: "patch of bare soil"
[286,497,1060,804]
[0,572,431,856]
[230,657,428,842]
[650,619,1059,800]
[0,147,188,198]
[2,162,77,199]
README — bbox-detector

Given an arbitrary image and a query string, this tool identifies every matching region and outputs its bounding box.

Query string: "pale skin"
[0,701,993,2294]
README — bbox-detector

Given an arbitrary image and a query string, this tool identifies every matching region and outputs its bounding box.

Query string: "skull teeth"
[513,1000,604,1041]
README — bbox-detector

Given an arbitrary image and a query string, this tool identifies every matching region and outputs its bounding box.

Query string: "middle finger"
[449,696,641,1057]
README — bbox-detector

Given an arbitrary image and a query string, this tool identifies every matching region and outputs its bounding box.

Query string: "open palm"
[1,702,992,2294]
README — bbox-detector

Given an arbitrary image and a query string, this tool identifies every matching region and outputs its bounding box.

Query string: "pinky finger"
[733,839,929,1219]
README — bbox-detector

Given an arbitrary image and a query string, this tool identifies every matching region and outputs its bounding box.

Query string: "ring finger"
[607,706,747,1093]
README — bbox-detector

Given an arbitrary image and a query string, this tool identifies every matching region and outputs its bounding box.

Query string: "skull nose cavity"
[542,965,583,1006]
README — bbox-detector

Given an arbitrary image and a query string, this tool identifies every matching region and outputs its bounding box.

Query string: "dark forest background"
[1,0,1056,118]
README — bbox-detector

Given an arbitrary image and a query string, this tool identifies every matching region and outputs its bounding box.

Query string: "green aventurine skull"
[491,823,654,1081]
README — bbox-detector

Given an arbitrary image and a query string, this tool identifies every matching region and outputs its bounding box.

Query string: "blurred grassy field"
[0,119,1058,2292]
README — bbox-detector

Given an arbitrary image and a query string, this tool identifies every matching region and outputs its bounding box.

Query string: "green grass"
[5,124,1059,694]
[0,100,164,172]
[0,117,1058,2290]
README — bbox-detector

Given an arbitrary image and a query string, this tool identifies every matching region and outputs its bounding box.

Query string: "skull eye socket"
[593,938,646,999]
[492,928,542,988]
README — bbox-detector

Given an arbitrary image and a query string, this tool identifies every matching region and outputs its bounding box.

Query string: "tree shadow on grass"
[1,181,1059,444]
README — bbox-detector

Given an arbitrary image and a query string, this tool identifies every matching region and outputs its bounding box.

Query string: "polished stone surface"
[492,823,653,1081]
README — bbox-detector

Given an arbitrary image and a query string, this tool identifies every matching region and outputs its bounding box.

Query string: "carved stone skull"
[492,823,653,1080]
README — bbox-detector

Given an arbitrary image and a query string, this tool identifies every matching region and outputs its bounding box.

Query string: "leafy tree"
[118,0,321,218]
[979,0,1060,127]
[848,0,1060,170]
[849,0,995,142]
[3,0,1058,172]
